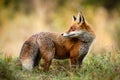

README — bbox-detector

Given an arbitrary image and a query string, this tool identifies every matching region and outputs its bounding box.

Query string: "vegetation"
[0,51,120,80]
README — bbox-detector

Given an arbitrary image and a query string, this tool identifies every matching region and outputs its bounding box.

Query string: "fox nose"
[61,33,63,36]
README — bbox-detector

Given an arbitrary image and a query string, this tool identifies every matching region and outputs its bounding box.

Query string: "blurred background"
[0,0,120,57]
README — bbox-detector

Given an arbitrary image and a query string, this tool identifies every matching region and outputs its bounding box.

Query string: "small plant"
[0,58,15,80]
[0,52,22,80]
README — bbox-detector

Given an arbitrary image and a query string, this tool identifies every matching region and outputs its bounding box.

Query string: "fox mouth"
[62,33,75,38]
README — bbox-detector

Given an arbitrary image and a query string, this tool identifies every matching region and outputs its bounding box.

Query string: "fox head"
[62,12,95,42]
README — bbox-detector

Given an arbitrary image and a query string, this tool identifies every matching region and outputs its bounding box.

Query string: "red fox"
[19,12,96,71]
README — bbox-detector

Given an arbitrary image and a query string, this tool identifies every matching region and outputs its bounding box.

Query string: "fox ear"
[80,13,85,24]
[77,12,85,24]
[77,12,81,23]
[72,15,76,21]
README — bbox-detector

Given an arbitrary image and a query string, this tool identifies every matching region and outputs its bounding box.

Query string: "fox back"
[19,12,96,71]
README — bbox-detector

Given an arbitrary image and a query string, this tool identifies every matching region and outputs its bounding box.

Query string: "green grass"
[0,52,120,80]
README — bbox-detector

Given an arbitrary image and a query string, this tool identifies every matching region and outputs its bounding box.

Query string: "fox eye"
[71,27,75,31]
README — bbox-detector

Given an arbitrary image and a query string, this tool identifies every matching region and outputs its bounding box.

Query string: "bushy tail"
[19,41,40,71]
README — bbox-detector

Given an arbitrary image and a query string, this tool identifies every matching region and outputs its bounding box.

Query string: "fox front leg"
[70,42,80,69]
[70,57,78,67]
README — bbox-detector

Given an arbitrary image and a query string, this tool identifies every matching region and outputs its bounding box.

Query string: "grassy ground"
[0,51,120,80]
